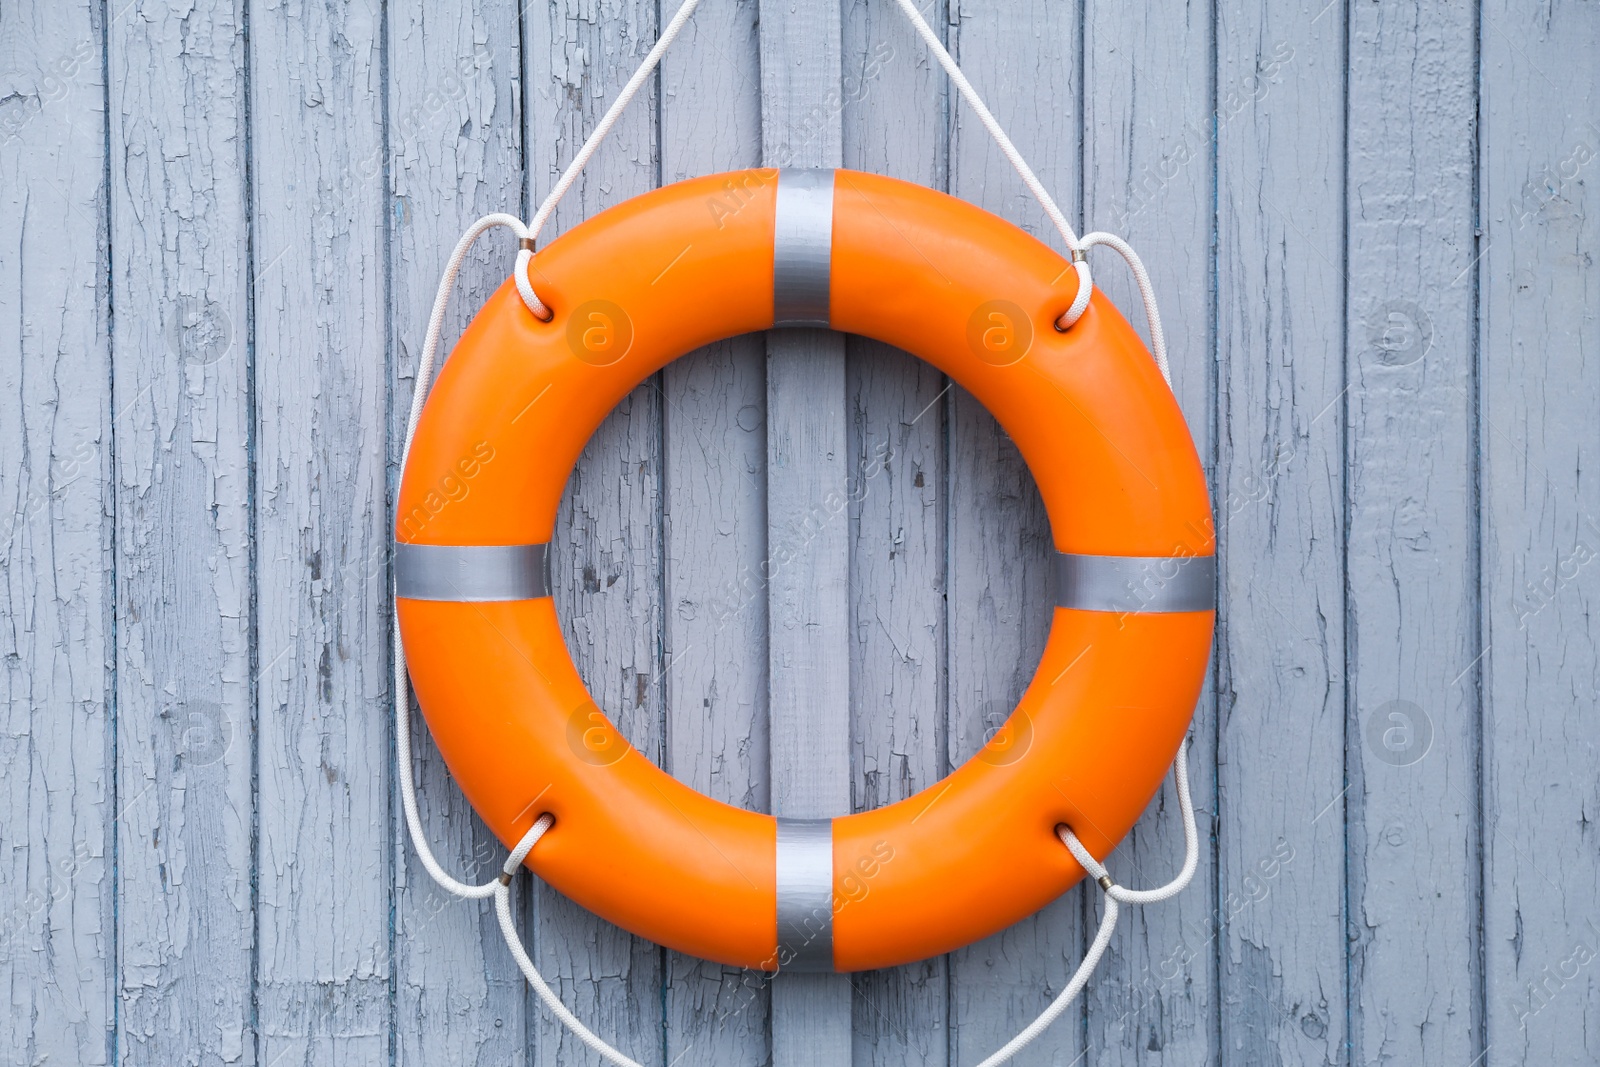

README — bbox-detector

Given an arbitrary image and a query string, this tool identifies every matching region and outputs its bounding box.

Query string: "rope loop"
[886,0,1096,326]
[1078,232,1171,383]
[970,737,1199,1067]
[1054,259,1095,332]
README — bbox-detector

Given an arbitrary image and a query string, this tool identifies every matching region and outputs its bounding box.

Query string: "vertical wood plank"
[1081,0,1218,1059]
[1480,3,1600,1063]
[842,351,949,1067]
[942,425,1079,1067]
[1215,2,1347,1063]
[1345,3,1480,1064]
[0,3,112,1063]
[757,0,852,1061]
[946,2,1086,1063]
[526,0,667,1061]
[250,1,390,1062]
[657,1,772,1063]
[107,0,256,1061]
[840,1,949,1064]
[388,2,530,1062]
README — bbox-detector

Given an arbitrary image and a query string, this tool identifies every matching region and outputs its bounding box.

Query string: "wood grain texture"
[526,0,667,1062]
[1082,0,1218,1059]
[1480,3,1600,1063]
[1215,3,1347,1064]
[9,3,1600,1064]
[658,1,772,1063]
[1345,3,1480,1064]
[844,343,948,1066]
[758,0,853,1060]
[0,3,111,1063]
[387,1,532,1062]
[107,1,256,1061]
[946,1,1086,1063]
[840,1,949,1063]
[249,2,391,1062]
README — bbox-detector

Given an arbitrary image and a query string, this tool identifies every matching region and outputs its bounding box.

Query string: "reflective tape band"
[1055,552,1216,614]
[774,817,834,972]
[394,542,552,602]
[772,169,835,327]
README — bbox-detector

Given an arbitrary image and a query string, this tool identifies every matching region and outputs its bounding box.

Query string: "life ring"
[395,168,1214,974]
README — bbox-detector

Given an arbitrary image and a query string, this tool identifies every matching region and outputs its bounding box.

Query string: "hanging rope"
[507,0,1100,329]
[1079,232,1170,380]
[973,737,1199,1067]
[884,0,1094,328]
[510,0,709,321]
[393,1,1196,1063]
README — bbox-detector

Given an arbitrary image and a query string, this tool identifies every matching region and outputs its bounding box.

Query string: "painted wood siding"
[1,0,1596,1064]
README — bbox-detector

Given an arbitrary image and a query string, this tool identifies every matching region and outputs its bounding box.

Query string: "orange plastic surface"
[395,169,1214,971]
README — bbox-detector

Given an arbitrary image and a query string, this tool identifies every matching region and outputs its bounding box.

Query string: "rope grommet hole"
[512,238,555,322]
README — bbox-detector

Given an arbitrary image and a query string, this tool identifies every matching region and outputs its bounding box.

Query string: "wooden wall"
[1,0,1597,1063]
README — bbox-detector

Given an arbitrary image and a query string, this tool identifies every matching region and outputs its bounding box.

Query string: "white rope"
[513,0,707,319]
[493,816,649,1067]
[1060,738,1199,906]
[973,737,1200,1067]
[1080,232,1171,383]
[509,0,1126,334]
[886,0,1094,328]
[393,212,536,902]
[405,213,530,469]
[391,4,1196,1063]
[974,894,1120,1067]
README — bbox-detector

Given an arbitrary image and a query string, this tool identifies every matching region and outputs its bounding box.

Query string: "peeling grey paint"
[3,0,1596,1064]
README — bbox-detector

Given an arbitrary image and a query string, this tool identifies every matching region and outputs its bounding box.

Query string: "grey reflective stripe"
[394,542,552,602]
[772,169,835,327]
[1055,552,1216,613]
[774,817,834,972]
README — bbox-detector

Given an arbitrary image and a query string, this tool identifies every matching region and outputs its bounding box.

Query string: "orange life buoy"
[395,168,1214,974]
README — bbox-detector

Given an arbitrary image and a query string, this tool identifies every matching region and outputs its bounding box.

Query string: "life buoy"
[395,168,1214,974]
